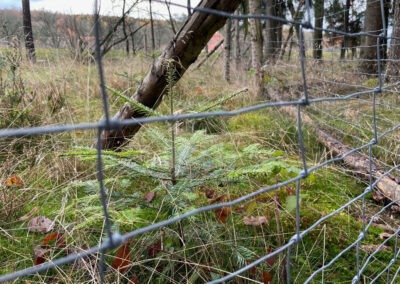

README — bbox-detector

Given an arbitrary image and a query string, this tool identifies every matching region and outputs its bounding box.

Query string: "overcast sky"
[0,0,200,18]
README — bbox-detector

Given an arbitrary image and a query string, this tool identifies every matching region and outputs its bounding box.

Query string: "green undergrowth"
[0,49,398,283]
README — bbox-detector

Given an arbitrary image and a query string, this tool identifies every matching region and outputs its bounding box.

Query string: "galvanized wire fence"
[1,0,400,283]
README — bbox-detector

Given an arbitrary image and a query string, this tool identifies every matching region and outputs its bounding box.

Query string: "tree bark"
[340,0,350,60]
[264,0,274,59]
[359,0,383,75]
[385,0,400,82]
[249,0,265,97]
[234,9,240,70]
[224,18,232,82]
[99,0,241,150]
[313,0,324,60]
[22,0,36,62]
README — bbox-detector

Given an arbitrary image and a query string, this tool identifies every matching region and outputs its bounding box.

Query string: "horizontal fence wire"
[1,0,400,283]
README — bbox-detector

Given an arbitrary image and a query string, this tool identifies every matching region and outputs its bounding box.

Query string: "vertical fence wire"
[0,0,400,283]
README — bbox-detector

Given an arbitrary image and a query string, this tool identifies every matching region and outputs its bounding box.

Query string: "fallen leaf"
[243,216,267,226]
[214,207,232,223]
[266,247,276,266]
[34,246,51,265]
[112,240,131,274]
[379,232,392,239]
[19,207,38,221]
[5,175,24,188]
[28,216,54,234]
[41,232,66,248]
[285,186,294,196]
[147,240,161,257]
[205,188,215,199]
[262,271,273,283]
[144,191,156,203]
[129,274,139,283]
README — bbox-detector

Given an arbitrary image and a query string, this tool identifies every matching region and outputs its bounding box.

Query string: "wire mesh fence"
[0,0,400,283]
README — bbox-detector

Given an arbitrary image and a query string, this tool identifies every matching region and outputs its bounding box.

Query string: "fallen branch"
[274,98,400,205]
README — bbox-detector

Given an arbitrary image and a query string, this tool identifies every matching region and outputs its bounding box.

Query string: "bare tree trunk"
[385,0,400,81]
[313,0,324,60]
[249,0,264,97]
[340,0,350,60]
[234,9,240,70]
[165,0,177,34]
[359,0,383,75]
[279,0,304,60]
[22,0,36,62]
[99,0,241,150]
[224,19,232,82]
[122,0,129,55]
[149,0,156,51]
[264,0,274,59]
[187,0,192,16]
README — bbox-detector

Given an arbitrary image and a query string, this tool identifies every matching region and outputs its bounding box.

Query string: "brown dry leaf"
[112,240,131,274]
[28,216,54,234]
[266,247,276,267]
[243,216,268,226]
[147,240,161,258]
[41,232,66,248]
[210,194,225,204]
[214,207,232,223]
[19,207,38,221]
[205,188,215,199]
[34,246,51,265]
[5,175,24,189]
[360,244,390,252]
[262,271,273,283]
[144,191,156,203]
[285,186,294,196]
[379,232,392,239]
[129,274,139,284]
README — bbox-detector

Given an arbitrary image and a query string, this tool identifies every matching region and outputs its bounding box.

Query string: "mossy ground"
[0,48,399,283]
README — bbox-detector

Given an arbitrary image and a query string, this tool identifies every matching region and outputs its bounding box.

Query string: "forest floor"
[0,47,399,283]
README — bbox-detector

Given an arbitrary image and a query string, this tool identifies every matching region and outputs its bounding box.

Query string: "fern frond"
[107,86,161,116]
[196,88,248,112]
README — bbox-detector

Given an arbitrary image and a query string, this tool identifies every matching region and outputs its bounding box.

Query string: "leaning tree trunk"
[359,0,383,75]
[385,0,400,82]
[100,0,241,150]
[22,0,36,62]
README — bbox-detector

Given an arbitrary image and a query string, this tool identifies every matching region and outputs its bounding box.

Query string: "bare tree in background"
[122,0,129,55]
[22,0,36,62]
[313,0,324,60]
[249,0,264,97]
[359,0,384,74]
[234,9,240,70]
[149,0,156,51]
[385,0,400,82]
[224,18,232,82]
